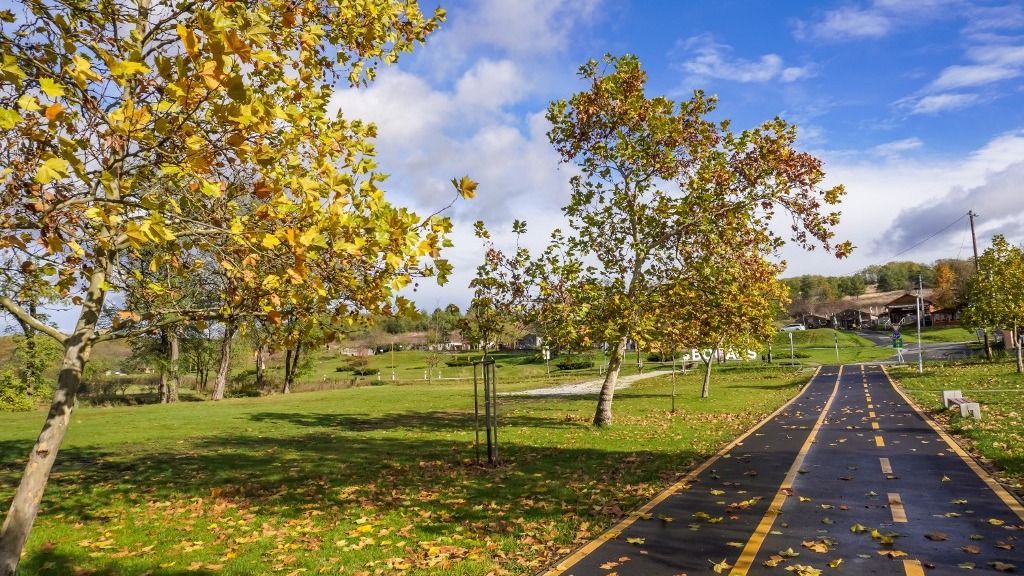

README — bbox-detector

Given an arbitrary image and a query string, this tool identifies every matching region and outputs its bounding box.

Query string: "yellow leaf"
[17,94,40,111]
[109,60,150,79]
[39,78,64,98]
[451,175,478,199]
[261,234,281,249]
[35,157,68,184]
[200,180,221,198]
[0,108,23,130]
[177,24,198,55]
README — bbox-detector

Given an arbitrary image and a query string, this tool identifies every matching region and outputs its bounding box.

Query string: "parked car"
[782,323,807,332]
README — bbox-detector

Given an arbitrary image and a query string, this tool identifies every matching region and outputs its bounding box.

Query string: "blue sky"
[327,0,1024,311]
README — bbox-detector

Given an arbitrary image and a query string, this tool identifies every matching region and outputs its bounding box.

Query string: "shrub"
[353,367,380,376]
[556,359,594,371]
[0,369,33,412]
[335,366,353,372]
[647,352,674,362]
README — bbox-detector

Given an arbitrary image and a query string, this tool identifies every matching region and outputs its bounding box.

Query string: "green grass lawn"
[770,328,892,366]
[0,364,809,575]
[889,360,1024,496]
[879,325,979,345]
[282,349,650,393]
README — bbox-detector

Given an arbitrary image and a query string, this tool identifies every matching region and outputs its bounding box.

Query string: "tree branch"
[0,296,68,344]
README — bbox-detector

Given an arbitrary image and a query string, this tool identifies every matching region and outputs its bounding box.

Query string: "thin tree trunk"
[702,356,713,398]
[0,263,108,576]
[284,341,300,394]
[158,330,169,403]
[1016,323,1023,374]
[255,344,265,388]
[985,330,993,361]
[168,329,179,403]
[212,323,234,401]
[284,348,293,392]
[593,337,627,426]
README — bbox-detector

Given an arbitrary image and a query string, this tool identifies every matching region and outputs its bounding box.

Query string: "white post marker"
[917,275,924,374]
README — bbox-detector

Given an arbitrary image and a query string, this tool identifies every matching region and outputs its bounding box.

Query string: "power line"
[871,213,968,268]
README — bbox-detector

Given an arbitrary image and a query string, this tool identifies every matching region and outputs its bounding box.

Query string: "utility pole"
[916,274,924,374]
[969,210,992,360]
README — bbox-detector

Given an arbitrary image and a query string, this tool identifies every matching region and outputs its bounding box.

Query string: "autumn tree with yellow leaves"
[0,1,472,571]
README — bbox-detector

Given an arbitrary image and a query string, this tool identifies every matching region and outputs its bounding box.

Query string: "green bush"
[556,359,593,371]
[353,367,380,376]
[647,352,675,362]
[335,366,353,372]
[0,368,33,412]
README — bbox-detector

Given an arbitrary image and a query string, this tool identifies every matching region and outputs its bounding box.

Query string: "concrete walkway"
[503,370,673,396]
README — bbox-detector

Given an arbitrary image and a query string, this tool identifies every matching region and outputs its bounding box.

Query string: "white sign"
[679,348,758,362]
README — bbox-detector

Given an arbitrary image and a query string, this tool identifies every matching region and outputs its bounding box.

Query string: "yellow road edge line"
[881,366,1024,522]
[875,435,885,447]
[538,367,826,576]
[889,492,908,522]
[728,367,843,576]
[903,559,925,576]
[880,457,893,475]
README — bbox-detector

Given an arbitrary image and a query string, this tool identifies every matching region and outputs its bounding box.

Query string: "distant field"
[770,328,892,366]
[0,363,809,575]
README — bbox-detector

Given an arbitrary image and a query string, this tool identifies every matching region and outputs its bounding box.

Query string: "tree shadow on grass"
[2,415,713,575]
[19,549,219,576]
[245,409,580,432]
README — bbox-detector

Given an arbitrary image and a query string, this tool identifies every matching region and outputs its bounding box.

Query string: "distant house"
[931,307,962,326]
[800,314,831,328]
[517,334,544,350]
[885,293,935,326]
[834,309,876,329]
[339,347,375,357]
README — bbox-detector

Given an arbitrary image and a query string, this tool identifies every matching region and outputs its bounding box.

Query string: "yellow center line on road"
[889,493,908,522]
[871,422,880,430]
[903,559,925,576]
[869,411,876,418]
[867,403,874,409]
[728,367,843,576]
[875,435,885,447]
[880,457,893,475]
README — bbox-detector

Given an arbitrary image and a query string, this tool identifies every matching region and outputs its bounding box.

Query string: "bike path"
[542,365,1024,575]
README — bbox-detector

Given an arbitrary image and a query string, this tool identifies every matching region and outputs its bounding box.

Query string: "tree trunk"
[284,341,300,394]
[0,263,108,576]
[284,348,292,391]
[985,330,993,361]
[1016,323,1023,374]
[168,329,179,403]
[593,337,627,426]
[158,330,169,403]
[702,356,713,398]
[255,344,265,388]
[212,323,234,401]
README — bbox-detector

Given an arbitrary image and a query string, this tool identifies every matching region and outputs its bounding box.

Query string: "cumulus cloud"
[676,34,814,84]
[776,129,1024,276]
[930,43,1024,90]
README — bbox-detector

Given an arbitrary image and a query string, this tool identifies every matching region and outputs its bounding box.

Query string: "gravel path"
[503,369,673,396]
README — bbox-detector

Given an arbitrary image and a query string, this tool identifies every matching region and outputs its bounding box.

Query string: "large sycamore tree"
[544,55,849,426]
[963,235,1024,373]
[0,1,467,572]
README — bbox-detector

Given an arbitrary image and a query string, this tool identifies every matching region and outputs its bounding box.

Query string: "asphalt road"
[855,330,980,362]
[542,365,1024,576]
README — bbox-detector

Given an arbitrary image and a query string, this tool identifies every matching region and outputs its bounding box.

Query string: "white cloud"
[454,59,528,109]
[778,129,1024,276]
[929,42,1024,89]
[676,34,814,84]
[794,0,961,42]
[798,7,892,40]
[903,92,980,114]
[872,137,923,155]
